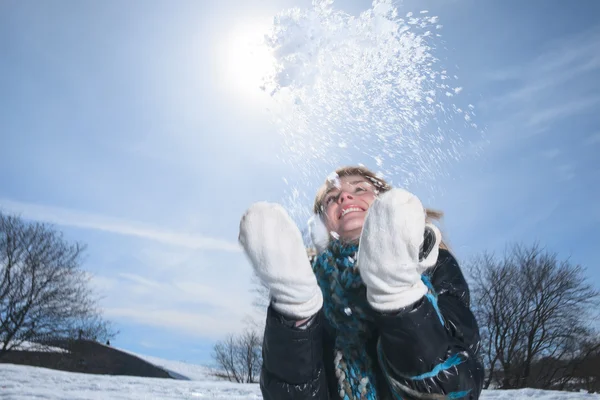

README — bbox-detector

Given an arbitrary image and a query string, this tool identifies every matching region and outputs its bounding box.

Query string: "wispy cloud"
[88,243,260,339]
[118,273,162,287]
[485,26,600,88]
[476,26,600,156]
[484,26,600,113]
[526,96,600,129]
[104,307,248,339]
[0,198,241,252]
[99,270,260,338]
[0,198,258,339]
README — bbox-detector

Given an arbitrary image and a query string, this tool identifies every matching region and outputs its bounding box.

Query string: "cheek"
[324,209,338,231]
[363,193,377,208]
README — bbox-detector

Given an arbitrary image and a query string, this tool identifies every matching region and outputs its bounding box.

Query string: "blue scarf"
[312,240,379,400]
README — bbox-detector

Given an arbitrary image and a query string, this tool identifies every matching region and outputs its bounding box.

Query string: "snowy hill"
[121,350,222,381]
[2,342,223,381]
[1,354,600,400]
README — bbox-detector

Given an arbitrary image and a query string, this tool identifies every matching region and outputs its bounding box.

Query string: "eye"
[324,190,341,205]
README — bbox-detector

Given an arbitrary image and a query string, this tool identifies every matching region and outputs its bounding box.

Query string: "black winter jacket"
[260,249,484,400]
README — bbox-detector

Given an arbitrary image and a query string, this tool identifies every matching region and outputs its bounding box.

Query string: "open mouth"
[338,206,364,219]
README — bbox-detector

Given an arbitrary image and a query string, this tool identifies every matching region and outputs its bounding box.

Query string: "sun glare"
[219,20,276,104]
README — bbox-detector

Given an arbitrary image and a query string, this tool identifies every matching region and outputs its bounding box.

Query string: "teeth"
[341,207,362,217]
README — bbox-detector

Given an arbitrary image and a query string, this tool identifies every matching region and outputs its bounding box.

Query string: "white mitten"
[358,188,439,312]
[239,202,323,319]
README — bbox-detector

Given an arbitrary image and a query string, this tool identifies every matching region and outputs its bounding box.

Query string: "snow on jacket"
[259,248,485,400]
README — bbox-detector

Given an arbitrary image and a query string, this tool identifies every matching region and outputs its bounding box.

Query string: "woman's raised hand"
[239,202,323,319]
[357,189,440,312]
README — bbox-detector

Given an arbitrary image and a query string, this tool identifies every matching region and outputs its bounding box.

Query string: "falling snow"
[259,0,481,221]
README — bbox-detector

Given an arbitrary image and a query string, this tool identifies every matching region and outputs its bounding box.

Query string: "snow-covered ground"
[1,353,599,400]
[0,363,262,400]
[482,390,599,400]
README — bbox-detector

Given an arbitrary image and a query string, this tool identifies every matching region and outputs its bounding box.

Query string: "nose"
[337,191,354,204]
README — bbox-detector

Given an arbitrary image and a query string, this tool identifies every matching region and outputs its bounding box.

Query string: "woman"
[239,166,484,400]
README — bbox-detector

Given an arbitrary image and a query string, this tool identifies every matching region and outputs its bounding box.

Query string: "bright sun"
[219,20,276,104]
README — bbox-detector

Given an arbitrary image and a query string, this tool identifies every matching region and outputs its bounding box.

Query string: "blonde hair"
[313,165,449,250]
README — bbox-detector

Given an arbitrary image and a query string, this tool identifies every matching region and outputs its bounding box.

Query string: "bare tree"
[468,243,599,389]
[238,329,262,384]
[213,334,243,383]
[0,212,115,356]
[212,328,262,383]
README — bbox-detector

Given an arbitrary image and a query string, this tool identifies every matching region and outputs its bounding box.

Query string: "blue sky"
[1,0,599,365]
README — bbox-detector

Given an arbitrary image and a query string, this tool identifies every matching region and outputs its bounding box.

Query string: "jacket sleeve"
[260,306,330,400]
[374,249,485,400]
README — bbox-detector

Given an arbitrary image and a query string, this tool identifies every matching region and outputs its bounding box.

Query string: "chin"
[338,223,365,243]
[340,219,364,232]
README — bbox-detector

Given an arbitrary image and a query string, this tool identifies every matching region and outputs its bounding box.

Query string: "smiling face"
[321,175,379,242]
